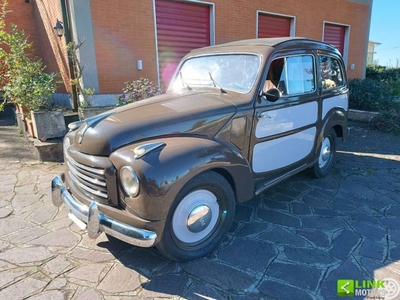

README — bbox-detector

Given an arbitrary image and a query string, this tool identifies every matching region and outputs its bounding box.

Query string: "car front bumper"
[51,175,157,248]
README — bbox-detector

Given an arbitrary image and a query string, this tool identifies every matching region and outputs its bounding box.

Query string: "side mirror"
[261,88,280,102]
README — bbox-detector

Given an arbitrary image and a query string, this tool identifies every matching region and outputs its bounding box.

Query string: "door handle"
[257,112,271,120]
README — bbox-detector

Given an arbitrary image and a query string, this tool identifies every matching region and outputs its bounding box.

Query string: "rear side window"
[319,55,344,90]
[265,55,315,96]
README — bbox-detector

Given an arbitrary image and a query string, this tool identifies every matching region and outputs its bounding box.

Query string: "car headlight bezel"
[63,137,71,158]
[120,166,140,197]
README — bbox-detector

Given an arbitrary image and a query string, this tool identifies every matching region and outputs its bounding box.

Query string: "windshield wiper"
[180,72,192,91]
[208,72,227,94]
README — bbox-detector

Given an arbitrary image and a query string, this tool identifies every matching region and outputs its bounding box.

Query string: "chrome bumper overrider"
[51,175,157,248]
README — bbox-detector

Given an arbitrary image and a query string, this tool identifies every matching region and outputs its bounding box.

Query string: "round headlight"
[120,166,140,197]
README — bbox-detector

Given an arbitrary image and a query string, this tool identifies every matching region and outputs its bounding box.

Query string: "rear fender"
[322,108,348,140]
[308,108,347,161]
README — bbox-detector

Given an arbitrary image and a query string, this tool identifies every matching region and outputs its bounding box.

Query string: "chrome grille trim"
[68,169,108,195]
[67,154,105,176]
[69,171,108,198]
[67,161,107,187]
[66,151,109,200]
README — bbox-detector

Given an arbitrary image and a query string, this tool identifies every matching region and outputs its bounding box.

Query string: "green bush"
[369,108,400,135]
[2,24,57,111]
[350,66,400,134]
[389,79,400,95]
[366,65,400,82]
[348,78,390,111]
[366,65,400,96]
[116,78,162,106]
[1,2,57,112]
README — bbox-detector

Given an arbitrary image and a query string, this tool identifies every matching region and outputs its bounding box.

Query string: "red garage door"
[258,13,291,38]
[156,0,210,88]
[323,23,345,54]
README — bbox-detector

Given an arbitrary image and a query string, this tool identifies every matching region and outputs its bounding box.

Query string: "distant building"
[7,0,374,108]
[367,40,381,65]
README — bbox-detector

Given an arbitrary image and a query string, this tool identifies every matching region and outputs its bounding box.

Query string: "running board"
[254,164,309,196]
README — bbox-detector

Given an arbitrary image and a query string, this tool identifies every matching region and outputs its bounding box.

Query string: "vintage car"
[52,37,348,261]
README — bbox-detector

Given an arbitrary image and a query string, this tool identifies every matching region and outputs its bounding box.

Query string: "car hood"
[72,91,237,156]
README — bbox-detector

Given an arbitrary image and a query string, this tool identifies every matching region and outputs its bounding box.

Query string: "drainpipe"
[60,0,78,111]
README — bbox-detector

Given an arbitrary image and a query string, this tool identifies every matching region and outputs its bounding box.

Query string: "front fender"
[110,136,254,222]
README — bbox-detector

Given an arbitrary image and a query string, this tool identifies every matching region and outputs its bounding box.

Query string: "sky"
[369,0,400,68]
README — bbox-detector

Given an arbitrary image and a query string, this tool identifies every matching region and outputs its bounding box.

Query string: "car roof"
[187,37,340,56]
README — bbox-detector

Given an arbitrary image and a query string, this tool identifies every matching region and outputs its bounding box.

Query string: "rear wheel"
[156,171,235,261]
[309,128,337,178]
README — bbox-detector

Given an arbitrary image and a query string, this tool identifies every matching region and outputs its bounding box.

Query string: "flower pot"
[25,117,35,138]
[30,111,67,141]
[15,104,30,121]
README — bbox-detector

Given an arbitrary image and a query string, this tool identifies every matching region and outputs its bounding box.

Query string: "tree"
[0,1,56,111]
[67,38,94,107]
[0,0,10,110]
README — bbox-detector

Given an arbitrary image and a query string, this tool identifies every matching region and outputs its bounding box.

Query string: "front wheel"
[309,128,337,178]
[156,171,235,261]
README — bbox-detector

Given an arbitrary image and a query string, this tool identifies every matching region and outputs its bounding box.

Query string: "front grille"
[66,154,109,199]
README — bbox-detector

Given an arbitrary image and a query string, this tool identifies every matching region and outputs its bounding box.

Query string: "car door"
[250,52,319,178]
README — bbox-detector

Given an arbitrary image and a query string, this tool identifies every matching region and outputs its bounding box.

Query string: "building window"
[323,22,350,63]
[257,11,295,38]
[155,0,214,87]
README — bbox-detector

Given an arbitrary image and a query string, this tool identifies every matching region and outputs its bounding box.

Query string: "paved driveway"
[0,123,400,299]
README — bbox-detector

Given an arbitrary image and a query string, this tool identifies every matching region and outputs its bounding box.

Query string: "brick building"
[6,0,373,108]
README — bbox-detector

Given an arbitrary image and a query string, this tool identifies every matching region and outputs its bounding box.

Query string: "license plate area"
[68,212,87,230]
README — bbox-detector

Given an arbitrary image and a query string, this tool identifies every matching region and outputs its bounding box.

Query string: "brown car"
[52,37,349,261]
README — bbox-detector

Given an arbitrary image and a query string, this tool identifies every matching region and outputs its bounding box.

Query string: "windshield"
[171,54,261,94]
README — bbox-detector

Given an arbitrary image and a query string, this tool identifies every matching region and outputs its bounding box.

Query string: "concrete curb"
[348,108,379,123]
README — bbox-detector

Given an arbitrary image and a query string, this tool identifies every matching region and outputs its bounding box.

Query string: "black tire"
[309,128,337,178]
[156,171,235,261]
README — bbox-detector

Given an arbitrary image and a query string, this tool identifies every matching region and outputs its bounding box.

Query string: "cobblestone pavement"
[0,123,400,299]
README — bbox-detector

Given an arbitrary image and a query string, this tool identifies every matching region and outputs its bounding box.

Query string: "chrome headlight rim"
[63,136,71,158]
[120,166,140,197]
[68,120,85,131]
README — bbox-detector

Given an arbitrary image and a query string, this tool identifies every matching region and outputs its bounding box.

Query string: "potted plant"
[67,38,114,120]
[1,16,66,140]
[27,72,67,141]
[116,77,162,106]
[4,59,66,140]
[0,1,10,113]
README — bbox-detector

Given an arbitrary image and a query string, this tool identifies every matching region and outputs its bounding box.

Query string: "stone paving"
[0,123,400,299]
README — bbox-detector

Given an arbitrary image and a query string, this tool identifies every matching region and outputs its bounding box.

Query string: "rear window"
[318,55,344,90]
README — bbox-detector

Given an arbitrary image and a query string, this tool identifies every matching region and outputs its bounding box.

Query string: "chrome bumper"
[51,175,157,248]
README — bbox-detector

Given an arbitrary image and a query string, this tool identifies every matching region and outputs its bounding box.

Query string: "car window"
[171,54,261,94]
[318,55,344,90]
[264,55,315,96]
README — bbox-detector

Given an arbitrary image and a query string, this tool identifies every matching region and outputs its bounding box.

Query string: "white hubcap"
[319,137,331,168]
[172,189,219,244]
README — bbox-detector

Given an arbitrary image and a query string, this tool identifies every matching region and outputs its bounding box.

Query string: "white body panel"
[252,127,316,173]
[255,101,318,138]
[322,94,348,119]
